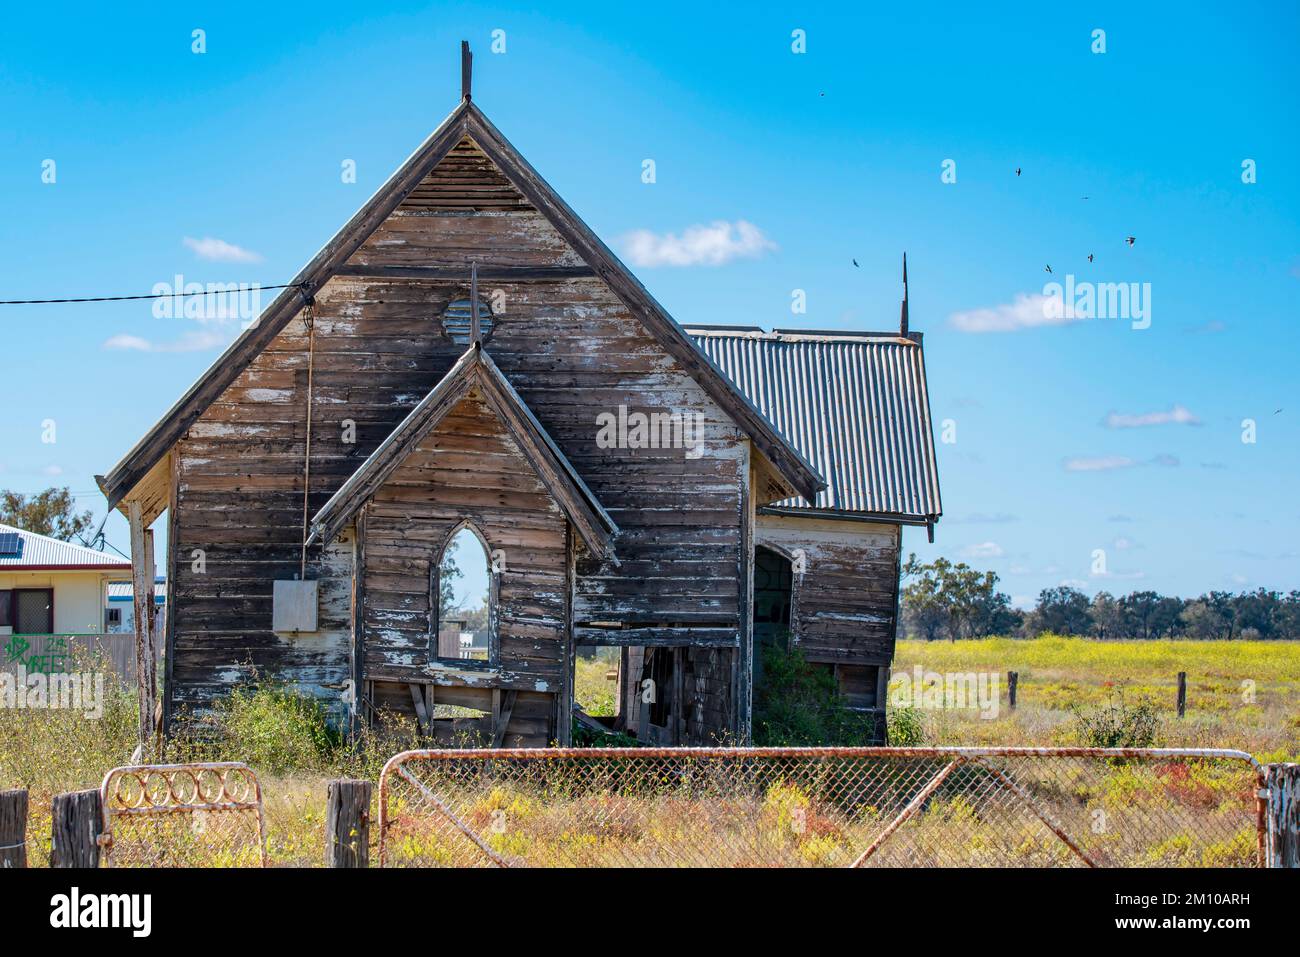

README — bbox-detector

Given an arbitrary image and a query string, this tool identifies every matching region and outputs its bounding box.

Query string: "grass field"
[892,637,1300,763]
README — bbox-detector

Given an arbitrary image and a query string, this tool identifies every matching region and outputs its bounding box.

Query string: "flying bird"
[1087,254,1095,263]
[1126,236,1136,246]
[1045,264,1053,274]
[852,258,859,268]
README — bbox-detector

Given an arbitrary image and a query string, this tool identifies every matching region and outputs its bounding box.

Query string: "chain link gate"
[378,747,1265,868]
[99,762,268,867]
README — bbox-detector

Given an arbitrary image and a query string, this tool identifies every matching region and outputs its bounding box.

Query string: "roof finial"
[469,261,481,344]
[461,40,472,101]
[899,251,910,337]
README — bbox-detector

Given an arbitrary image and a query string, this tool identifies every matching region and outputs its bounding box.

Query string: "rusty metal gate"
[378,747,1265,868]
[99,761,268,867]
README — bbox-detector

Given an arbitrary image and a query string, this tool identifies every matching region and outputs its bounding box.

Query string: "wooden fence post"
[1007,672,1018,711]
[1265,764,1300,868]
[0,789,28,869]
[325,779,372,868]
[51,788,103,868]
[1176,672,1187,718]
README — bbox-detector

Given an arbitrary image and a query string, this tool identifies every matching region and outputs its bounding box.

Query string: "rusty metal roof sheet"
[686,327,942,522]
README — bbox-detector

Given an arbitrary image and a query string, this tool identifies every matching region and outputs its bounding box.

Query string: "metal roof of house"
[686,327,942,523]
[107,580,166,603]
[0,523,133,569]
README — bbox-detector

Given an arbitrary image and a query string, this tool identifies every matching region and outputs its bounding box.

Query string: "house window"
[105,607,123,631]
[13,588,54,634]
[0,590,12,629]
[432,525,496,665]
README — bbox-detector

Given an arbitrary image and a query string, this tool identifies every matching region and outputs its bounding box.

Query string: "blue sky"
[0,2,1296,606]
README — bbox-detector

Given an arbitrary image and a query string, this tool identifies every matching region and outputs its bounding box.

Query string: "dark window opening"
[0,590,12,629]
[753,546,794,691]
[836,664,881,711]
[644,648,674,728]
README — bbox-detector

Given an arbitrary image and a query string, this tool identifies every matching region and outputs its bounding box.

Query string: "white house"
[0,523,132,637]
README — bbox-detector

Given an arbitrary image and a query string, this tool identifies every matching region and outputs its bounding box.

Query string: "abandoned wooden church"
[98,47,942,748]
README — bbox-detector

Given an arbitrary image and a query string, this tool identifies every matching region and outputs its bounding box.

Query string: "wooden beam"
[573,626,739,648]
[461,39,472,101]
[333,264,596,282]
[493,690,517,747]
[128,500,157,755]
[409,683,430,733]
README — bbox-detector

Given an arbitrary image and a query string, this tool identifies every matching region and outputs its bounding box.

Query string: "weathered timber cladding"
[361,389,568,687]
[755,514,901,665]
[167,139,743,736]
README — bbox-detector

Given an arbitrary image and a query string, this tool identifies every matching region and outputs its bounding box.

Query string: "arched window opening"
[752,546,794,692]
[434,526,495,664]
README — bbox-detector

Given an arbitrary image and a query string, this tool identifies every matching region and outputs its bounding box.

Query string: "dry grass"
[2,637,1294,866]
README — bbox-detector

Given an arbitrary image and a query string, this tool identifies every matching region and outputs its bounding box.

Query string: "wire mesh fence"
[378,747,1265,868]
[99,762,267,867]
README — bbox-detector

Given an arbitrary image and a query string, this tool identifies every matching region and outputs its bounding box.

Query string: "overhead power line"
[0,282,305,306]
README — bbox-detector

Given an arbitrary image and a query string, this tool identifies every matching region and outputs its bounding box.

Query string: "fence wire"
[99,762,267,867]
[378,747,1264,868]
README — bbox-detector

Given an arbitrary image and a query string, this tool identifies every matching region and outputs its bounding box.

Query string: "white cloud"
[183,236,263,264]
[960,541,1005,559]
[949,292,1082,333]
[1063,455,1138,472]
[103,330,228,353]
[620,220,776,267]
[1063,454,1178,472]
[1103,404,1201,429]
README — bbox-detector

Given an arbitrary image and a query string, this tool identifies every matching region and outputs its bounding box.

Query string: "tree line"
[900,555,1300,641]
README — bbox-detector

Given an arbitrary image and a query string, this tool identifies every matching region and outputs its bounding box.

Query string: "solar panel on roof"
[0,533,21,556]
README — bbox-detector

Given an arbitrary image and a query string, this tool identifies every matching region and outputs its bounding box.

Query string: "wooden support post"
[1176,671,1187,718]
[1265,764,1299,868]
[1007,671,1019,710]
[0,789,28,869]
[493,690,518,747]
[409,683,430,734]
[325,779,372,868]
[128,500,157,756]
[51,788,102,868]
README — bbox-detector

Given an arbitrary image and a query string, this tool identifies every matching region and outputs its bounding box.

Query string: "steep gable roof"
[98,98,824,513]
[306,343,617,559]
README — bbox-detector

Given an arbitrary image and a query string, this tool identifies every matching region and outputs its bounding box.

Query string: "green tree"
[1089,591,1126,639]
[900,554,1016,640]
[1025,586,1092,636]
[437,552,463,618]
[0,487,93,541]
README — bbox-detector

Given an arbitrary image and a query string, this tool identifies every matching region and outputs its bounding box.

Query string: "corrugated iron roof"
[107,580,166,603]
[0,523,132,568]
[687,327,942,522]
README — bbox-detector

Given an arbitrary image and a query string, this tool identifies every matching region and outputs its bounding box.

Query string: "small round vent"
[442,298,495,345]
